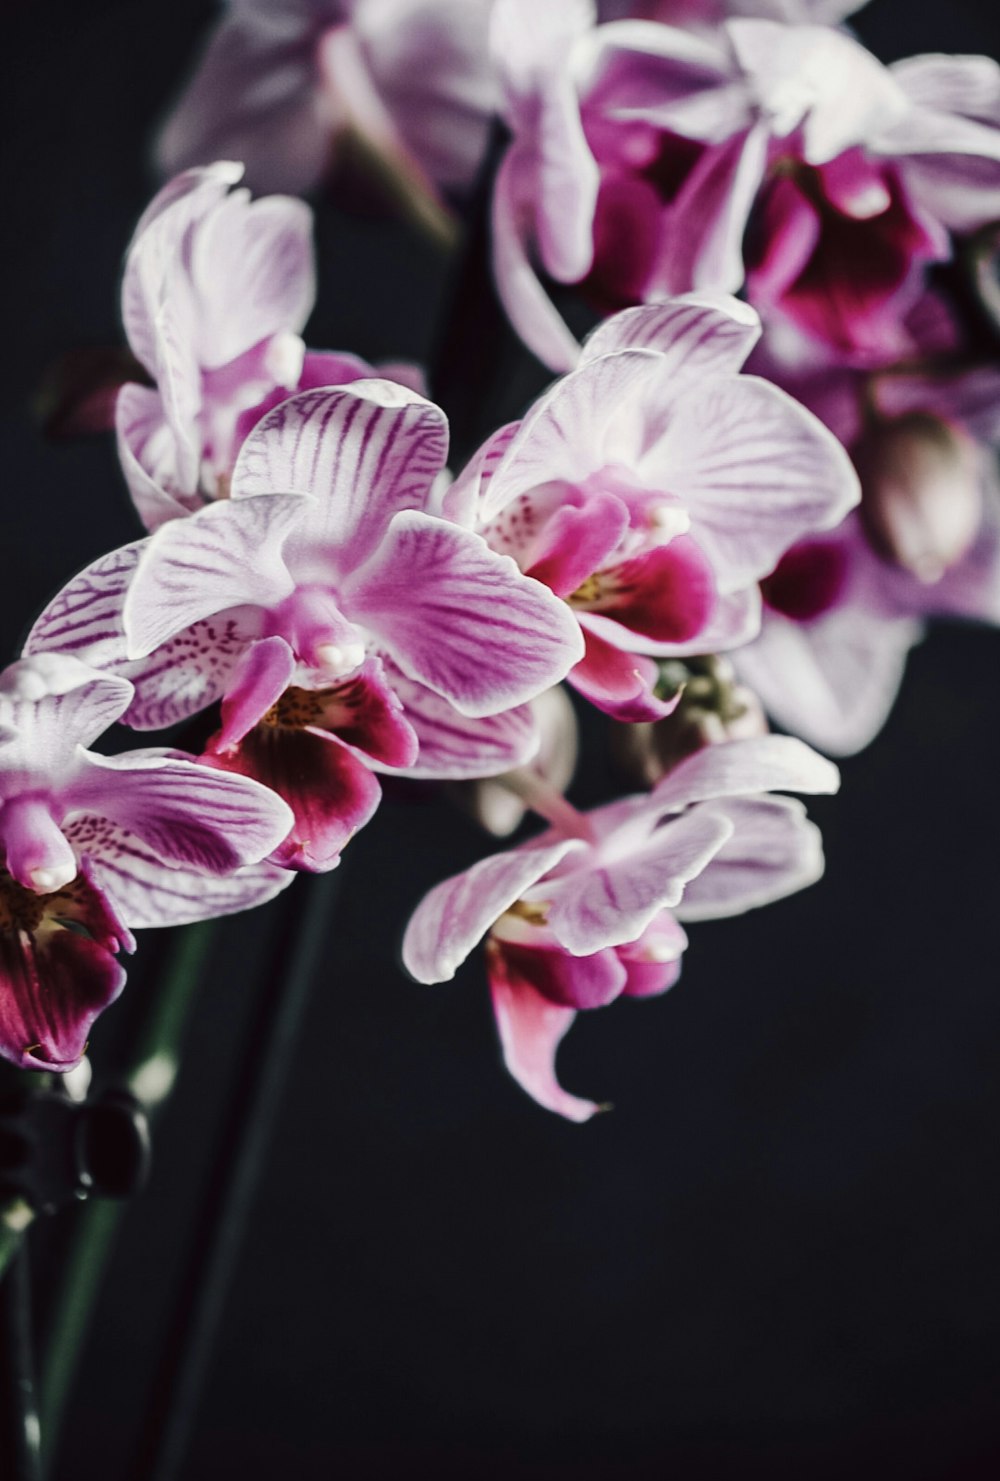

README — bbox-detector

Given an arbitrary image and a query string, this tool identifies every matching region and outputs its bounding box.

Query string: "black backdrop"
[4,2,1000,1478]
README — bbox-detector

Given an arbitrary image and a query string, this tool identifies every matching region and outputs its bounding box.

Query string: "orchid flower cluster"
[6,0,999,1122]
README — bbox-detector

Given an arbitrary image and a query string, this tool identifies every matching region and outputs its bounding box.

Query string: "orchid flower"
[0,655,294,1072]
[404,734,839,1120]
[28,381,583,872]
[491,4,1000,370]
[447,296,859,722]
[734,354,1000,753]
[117,161,423,533]
[156,0,496,211]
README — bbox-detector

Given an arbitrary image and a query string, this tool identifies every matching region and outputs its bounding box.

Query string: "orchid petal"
[570,624,681,722]
[544,804,734,955]
[68,752,294,873]
[491,146,584,374]
[649,375,859,589]
[488,951,599,1122]
[496,935,627,1010]
[123,493,308,659]
[619,913,687,998]
[67,817,294,929]
[345,511,584,716]
[215,636,298,750]
[204,725,381,873]
[231,381,450,571]
[675,795,824,920]
[580,294,761,373]
[403,838,586,984]
[378,664,539,780]
[0,656,132,774]
[652,733,840,809]
[116,384,198,532]
[0,924,127,1072]
[25,543,141,674]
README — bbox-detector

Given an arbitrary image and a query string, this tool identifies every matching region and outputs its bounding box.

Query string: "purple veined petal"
[215,636,298,749]
[375,662,539,780]
[189,191,316,368]
[25,543,142,673]
[344,510,584,717]
[480,350,661,524]
[231,381,450,571]
[674,794,824,921]
[491,145,585,373]
[727,19,909,163]
[116,384,201,532]
[123,493,309,660]
[491,0,595,107]
[67,751,294,874]
[580,294,761,372]
[444,423,520,528]
[487,947,599,1122]
[733,604,921,755]
[0,921,128,1072]
[652,732,840,809]
[0,656,133,777]
[68,815,295,929]
[543,804,733,956]
[155,16,332,196]
[203,724,381,873]
[402,837,587,984]
[124,610,266,731]
[646,374,859,591]
[122,163,245,373]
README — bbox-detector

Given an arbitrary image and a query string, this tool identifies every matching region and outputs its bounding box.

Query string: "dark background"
[5,1,1000,1477]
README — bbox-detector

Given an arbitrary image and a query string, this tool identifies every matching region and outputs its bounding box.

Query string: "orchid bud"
[857,412,982,584]
[613,657,767,787]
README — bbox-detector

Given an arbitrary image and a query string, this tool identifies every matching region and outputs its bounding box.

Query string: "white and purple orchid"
[28,380,582,871]
[404,734,839,1120]
[491,3,1000,370]
[447,296,859,721]
[0,655,293,1072]
[156,0,496,207]
[117,161,425,533]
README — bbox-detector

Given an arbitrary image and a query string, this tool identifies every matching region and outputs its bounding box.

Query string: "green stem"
[39,920,217,1476]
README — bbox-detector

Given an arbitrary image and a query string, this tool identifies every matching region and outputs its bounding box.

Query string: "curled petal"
[216,637,298,750]
[488,945,599,1123]
[652,733,840,810]
[494,933,627,1011]
[580,294,761,374]
[0,929,127,1072]
[0,655,133,774]
[570,625,680,723]
[204,725,381,873]
[116,384,198,532]
[675,795,825,921]
[403,838,586,984]
[618,913,687,998]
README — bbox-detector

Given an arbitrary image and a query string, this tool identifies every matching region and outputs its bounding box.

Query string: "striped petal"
[345,511,584,717]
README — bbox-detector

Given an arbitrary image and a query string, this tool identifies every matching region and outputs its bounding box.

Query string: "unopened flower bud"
[857,412,982,584]
[613,656,767,786]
